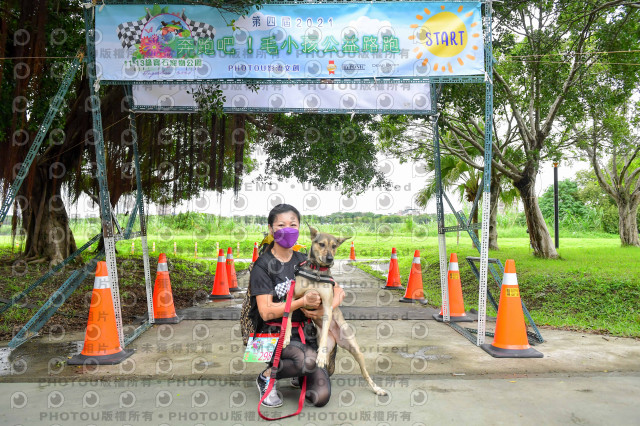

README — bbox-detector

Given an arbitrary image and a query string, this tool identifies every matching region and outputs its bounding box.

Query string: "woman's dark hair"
[267,203,301,227]
[259,204,301,256]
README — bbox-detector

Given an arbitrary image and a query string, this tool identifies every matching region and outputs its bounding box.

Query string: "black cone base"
[153,315,183,324]
[432,313,473,323]
[481,344,543,358]
[67,348,135,365]
[399,297,428,305]
[382,285,404,290]
[208,293,233,300]
[229,287,242,292]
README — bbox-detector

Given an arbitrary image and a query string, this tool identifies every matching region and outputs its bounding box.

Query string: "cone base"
[67,348,135,365]
[399,297,428,305]
[208,293,233,300]
[382,284,404,290]
[480,343,543,358]
[229,287,242,292]
[153,315,183,324]
[432,313,473,323]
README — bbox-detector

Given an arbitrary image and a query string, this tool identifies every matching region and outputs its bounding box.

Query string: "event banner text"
[95,2,484,82]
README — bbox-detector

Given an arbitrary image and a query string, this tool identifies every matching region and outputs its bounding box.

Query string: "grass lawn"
[357,237,640,338]
[1,227,638,339]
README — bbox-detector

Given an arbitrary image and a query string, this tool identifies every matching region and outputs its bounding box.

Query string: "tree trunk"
[514,173,559,259]
[471,203,479,239]
[18,169,78,263]
[489,174,501,250]
[618,200,640,247]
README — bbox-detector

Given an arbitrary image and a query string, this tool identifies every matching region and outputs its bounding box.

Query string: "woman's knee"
[305,368,331,407]
[301,346,318,374]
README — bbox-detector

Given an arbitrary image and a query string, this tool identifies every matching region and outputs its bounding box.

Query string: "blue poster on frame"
[95,2,484,83]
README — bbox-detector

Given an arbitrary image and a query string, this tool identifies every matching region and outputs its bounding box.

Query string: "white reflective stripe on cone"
[227,254,234,260]
[412,257,420,264]
[502,272,518,286]
[157,263,168,272]
[218,256,225,262]
[94,276,111,290]
[391,253,398,259]
[448,262,459,271]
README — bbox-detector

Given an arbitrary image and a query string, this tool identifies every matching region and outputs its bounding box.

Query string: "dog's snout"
[326,254,334,263]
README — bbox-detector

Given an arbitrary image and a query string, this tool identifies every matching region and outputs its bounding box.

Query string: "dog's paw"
[374,387,388,396]
[316,353,327,368]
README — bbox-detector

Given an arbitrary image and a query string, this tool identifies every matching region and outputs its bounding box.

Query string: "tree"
[575,169,624,234]
[1,1,393,262]
[384,1,640,258]
[248,113,389,195]
[415,154,481,233]
[539,179,590,226]
[571,10,640,246]
[0,0,87,263]
[582,118,640,245]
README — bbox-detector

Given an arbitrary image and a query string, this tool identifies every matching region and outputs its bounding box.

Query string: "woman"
[249,203,344,408]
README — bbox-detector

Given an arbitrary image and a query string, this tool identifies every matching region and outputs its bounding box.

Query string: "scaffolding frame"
[0,1,539,351]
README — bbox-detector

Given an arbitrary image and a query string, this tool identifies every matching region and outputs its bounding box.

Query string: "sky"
[108,154,592,219]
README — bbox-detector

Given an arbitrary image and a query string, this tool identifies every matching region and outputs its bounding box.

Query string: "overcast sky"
[122,154,592,218]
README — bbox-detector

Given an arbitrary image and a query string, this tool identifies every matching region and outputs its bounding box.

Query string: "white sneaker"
[256,373,283,407]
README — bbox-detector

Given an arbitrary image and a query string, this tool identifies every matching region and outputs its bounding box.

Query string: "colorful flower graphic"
[139,35,172,58]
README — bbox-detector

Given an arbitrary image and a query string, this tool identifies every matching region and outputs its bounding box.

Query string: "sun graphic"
[408,4,481,73]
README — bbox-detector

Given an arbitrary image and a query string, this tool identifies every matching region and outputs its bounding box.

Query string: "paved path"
[2,374,639,425]
[2,260,640,424]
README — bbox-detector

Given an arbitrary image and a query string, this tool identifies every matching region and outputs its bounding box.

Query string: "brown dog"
[282,226,387,396]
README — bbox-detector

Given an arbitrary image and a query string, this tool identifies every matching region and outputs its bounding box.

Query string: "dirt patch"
[0,251,229,341]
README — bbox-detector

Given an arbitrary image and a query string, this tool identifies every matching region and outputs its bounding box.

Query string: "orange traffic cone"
[433,253,472,322]
[152,253,182,324]
[252,242,259,263]
[226,247,241,292]
[481,259,542,358]
[68,261,134,365]
[209,249,233,300]
[349,241,356,261]
[382,247,403,289]
[399,250,428,305]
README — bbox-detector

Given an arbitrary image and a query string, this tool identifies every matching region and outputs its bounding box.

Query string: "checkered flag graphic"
[117,12,151,49]
[182,11,216,40]
[274,279,292,299]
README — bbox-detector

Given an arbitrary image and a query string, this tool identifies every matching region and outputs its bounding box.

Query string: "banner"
[95,2,484,83]
[130,82,433,114]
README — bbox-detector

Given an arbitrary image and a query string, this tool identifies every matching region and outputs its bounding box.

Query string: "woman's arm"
[256,291,321,322]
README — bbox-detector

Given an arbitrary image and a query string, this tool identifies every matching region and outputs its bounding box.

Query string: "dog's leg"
[332,308,387,395]
[315,291,334,369]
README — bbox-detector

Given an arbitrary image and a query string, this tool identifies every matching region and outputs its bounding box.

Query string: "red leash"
[258,279,307,421]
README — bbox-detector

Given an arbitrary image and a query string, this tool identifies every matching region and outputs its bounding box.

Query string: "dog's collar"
[308,263,329,272]
[295,260,335,286]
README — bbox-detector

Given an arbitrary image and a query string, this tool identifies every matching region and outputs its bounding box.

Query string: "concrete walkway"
[1,260,640,424]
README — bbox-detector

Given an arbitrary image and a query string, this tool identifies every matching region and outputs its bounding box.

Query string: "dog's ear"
[336,236,351,247]
[308,225,318,240]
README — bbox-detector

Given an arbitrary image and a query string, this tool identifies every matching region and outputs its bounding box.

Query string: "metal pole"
[83,5,124,347]
[554,162,559,249]
[124,85,155,325]
[431,89,449,322]
[477,1,495,346]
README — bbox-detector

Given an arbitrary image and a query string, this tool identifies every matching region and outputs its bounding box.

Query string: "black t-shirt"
[249,249,308,336]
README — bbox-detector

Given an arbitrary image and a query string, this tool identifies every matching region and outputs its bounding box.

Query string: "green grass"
[356,238,640,338]
[1,213,638,339]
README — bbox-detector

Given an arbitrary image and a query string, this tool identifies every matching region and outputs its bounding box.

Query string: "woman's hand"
[301,305,324,320]
[302,290,321,310]
[301,285,345,320]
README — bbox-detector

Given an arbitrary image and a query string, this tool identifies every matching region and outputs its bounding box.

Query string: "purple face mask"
[273,227,299,249]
